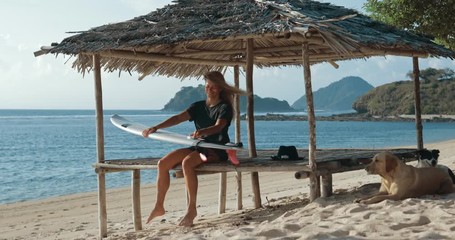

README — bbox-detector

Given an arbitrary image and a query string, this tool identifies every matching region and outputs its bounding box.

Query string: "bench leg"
[309,173,321,201]
[321,174,333,197]
[218,173,227,214]
[251,172,261,208]
[97,171,108,238]
[132,170,142,231]
[236,172,243,210]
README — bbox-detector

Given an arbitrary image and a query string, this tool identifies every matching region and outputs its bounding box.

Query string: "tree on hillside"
[406,67,455,83]
[364,0,454,51]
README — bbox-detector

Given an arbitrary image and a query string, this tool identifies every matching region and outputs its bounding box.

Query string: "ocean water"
[1,109,455,204]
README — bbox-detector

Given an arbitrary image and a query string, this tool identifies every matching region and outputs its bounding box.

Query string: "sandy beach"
[1,139,454,240]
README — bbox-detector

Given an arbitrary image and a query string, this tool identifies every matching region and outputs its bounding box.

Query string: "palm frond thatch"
[39,0,455,79]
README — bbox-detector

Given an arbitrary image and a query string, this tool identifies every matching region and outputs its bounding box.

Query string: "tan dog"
[354,151,454,204]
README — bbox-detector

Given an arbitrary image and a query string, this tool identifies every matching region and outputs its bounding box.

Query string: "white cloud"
[32,57,54,77]
[0,33,11,41]
[426,58,455,69]
[17,44,28,52]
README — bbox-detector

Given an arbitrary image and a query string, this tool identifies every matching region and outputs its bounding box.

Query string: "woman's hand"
[190,130,205,139]
[142,127,157,137]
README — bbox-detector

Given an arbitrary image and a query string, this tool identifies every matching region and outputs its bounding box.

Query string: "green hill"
[292,76,373,111]
[162,85,295,112]
[353,78,455,115]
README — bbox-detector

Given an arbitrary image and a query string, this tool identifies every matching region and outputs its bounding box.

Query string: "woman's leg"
[146,148,193,224]
[178,151,204,227]
[178,149,223,226]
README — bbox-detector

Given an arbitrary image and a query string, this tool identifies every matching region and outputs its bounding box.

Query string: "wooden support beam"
[132,170,142,231]
[246,38,261,209]
[183,31,323,45]
[233,65,243,211]
[254,47,430,63]
[165,44,328,59]
[321,174,333,197]
[99,50,245,67]
[328,60,339,69]
[302,43,320,202]
[412,57,424,150]
[360,47,429,58]
[218,172,227,214]
[93,54,107,238]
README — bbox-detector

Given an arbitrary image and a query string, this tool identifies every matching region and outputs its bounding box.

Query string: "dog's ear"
[385,156,398,172]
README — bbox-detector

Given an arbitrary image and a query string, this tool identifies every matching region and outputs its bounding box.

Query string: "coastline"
[244,113,455,122]
[1,139,454,239]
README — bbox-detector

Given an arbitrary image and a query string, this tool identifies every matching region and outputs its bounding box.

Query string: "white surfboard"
[110,114,243,165]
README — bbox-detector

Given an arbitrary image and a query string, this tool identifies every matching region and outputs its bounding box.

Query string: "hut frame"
[34,0,454,238]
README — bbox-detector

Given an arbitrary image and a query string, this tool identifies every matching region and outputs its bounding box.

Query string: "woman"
[142,71,246,227]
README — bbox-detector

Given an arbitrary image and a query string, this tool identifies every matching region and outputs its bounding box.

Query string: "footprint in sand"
[362,212,373,220]
[282,223,300,232]
[389,216,430,230]
[346,205,368,214]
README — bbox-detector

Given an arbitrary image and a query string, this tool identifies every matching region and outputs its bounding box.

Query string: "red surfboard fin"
[227,150,239,165]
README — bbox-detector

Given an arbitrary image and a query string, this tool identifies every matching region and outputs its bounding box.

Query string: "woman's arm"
[191,118,228,139]
[142,110,191,137]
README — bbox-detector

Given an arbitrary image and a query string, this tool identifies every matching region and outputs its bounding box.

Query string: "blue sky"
[1,0,453,110]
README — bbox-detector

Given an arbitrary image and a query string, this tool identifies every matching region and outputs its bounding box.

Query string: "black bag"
[271,146,304,160]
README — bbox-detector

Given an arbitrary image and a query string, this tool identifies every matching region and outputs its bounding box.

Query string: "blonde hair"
[203,71,247,108]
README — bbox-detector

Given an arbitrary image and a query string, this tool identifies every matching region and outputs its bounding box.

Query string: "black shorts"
[188,146,228,162]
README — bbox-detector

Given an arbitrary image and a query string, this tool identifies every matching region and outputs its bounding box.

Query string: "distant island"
[161,85,295,112]
[160,68,455,121]
[242,112,455,122]
[162,76,373,113]
[292,76,373,111]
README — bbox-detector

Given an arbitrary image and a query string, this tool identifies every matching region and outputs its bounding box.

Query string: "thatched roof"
[37,0,455,79]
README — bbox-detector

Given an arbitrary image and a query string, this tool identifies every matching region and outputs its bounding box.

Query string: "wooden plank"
[93,148,418,184]
[94,148,418,172]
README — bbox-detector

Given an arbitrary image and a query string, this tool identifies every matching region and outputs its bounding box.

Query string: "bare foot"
[146,206,165,224]
[178,209,197,227]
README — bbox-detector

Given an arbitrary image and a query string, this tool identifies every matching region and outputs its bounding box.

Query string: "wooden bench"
[93,148,418,231]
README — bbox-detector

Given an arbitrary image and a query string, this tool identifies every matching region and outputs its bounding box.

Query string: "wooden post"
[302,43,320,201]
[93,54,107,238]
[321,174,332,197]
[412,57,424,150]
[246,39,261,208]
[132,170,142,230]
[218,172,227,214]
[234,65,243,210]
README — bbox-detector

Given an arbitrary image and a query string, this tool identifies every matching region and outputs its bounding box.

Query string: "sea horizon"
[2,109,455,205]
